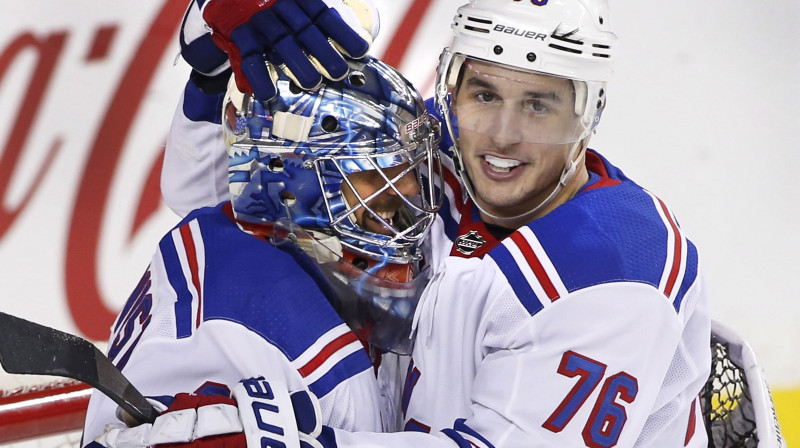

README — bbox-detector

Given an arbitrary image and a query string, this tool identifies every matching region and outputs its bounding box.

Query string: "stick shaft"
[0,312,157,424]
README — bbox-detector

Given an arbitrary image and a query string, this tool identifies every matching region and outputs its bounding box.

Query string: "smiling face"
[341,164,421,236]
[453,59,589,225]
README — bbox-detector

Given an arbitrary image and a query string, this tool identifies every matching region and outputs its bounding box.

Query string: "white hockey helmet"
[446,0,616,80]
[435,0,618,221]
[437,0,617,134]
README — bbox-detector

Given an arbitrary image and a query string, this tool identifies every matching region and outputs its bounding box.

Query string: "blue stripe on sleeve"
[158,232,194,338]
[443,419,496,448]
[453,419,495,448]
[489,244,544,316]
[441,429,474,448]
[307,350,372,398]
[673,241,699,312]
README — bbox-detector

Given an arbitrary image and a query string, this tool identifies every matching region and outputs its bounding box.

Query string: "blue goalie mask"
[223,56,442,265]
[222,57,444,354]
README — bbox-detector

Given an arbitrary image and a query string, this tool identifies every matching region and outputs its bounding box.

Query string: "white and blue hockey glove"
[94,377,328,448]
[181,0,379,101]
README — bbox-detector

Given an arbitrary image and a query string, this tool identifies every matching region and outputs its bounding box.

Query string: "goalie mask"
[223,56,443,353]
[436,0,617,221]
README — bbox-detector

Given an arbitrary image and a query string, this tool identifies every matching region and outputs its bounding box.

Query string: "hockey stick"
[0,312,158,424]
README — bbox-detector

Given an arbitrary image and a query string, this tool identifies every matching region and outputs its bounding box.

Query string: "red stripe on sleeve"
[510,232,560,302]
[684,397,697,446]
[298,331,358,378]
[657,198,682,297]
[179,225,203,327]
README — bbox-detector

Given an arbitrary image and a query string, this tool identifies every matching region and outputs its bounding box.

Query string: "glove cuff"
[203,0,278,36]
[191,67,233,94]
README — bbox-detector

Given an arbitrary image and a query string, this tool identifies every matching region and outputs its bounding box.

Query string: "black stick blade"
[0,312,157,424]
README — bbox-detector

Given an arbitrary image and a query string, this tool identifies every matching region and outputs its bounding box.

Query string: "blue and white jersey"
[161,82,711,447]
[361,149,712,447]
[82,202,381,444]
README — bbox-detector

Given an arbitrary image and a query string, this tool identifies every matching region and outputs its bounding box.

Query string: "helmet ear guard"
[444,53,465,89]
[573,80,587,118]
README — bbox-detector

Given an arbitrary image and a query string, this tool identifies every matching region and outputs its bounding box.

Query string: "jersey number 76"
[542,350,638,448]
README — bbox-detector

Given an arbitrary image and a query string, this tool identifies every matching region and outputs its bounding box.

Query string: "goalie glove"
[181,0,379,101]
[94,378,327,448]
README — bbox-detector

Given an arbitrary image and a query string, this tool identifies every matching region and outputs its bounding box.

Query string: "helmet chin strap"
[459,138,586,228]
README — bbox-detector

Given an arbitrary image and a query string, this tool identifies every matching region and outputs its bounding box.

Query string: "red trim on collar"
[583,151,621,192]
[447,151,621,259]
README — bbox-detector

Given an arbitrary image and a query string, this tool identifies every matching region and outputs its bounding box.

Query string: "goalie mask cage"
[701,320,787,448]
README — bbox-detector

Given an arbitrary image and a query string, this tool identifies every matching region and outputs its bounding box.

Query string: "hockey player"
[151,0,712,446]
[82,56,443,447]
[360,2,711,445]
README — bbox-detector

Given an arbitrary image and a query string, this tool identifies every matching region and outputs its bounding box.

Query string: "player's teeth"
[378,211,394,224]
[484,155,521,173]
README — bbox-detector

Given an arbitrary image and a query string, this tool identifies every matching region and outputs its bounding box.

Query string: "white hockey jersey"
[160,80,712,447]
[82,202,382,445]
[355,149,711,448]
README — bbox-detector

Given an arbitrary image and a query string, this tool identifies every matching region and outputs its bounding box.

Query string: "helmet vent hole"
[526,52,537,62]
[597,99,604,109]
[493,45,503,55]
[352,258,369,270]
[280,191,296,206]
[289,82,302,94]
[348,71,367,87]
[321,115,339,132]
[599,16,604,25]
[268,158,284,173]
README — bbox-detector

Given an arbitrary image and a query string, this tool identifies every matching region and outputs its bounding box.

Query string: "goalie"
[82,55,442,446]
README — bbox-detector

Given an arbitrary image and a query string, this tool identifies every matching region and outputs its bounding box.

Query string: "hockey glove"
[94,377,325,448]
[182,0,378,102]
